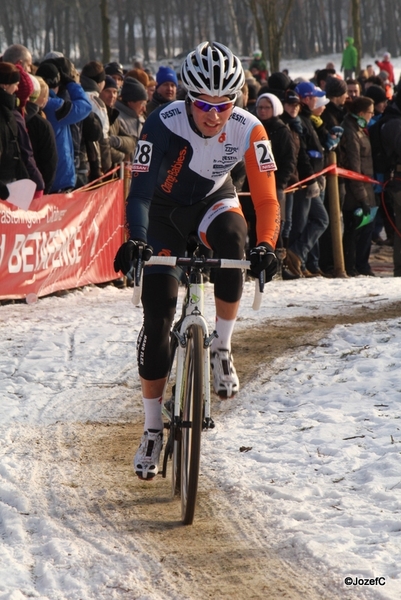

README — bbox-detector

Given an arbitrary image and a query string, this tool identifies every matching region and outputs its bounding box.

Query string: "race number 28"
[254,140,277,172]
[133,141,153,172]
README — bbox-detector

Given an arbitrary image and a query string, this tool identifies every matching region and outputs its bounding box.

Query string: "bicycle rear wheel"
[180,324,204,525]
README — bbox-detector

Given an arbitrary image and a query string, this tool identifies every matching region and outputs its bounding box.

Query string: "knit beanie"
[103,74,118,90]
[0,62,20,85]
[156,66,178,87]
[81,61,106,84]
[256,92,284,117]
[29,74,41,102]
[325,76,347,98]
[15,64,34,109]
[268,72,291,92]
[35,61,61,89]
[121,76,147,103]
[364,84,387,105]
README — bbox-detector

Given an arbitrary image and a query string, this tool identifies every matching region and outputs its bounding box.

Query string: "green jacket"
[341,37,358,71]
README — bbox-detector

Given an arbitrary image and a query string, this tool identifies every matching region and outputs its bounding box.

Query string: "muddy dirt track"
[66,299,401,599]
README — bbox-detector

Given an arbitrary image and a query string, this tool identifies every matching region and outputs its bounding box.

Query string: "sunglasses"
[188,92,235,113]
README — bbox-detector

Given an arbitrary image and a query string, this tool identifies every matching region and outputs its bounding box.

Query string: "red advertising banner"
[0,179,125,301]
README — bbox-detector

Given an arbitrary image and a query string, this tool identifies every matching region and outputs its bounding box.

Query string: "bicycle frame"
[170,270,216,430]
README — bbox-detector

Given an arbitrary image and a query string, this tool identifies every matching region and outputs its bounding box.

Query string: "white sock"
[143,396,163,432]
[212,316,236,352]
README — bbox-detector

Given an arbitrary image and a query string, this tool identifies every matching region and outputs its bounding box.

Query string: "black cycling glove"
[114,240,153,275]
[249,242,278,282]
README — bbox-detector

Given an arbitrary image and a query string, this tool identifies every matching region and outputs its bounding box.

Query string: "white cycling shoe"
[210,349,239,399]
[133,430,163,480]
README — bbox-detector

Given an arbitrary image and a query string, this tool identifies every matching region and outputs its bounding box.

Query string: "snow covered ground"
[0,275,401,599]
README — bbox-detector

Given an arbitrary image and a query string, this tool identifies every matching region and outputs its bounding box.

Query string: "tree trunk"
[100,0,110,63]
[155,0,166,59]
[139,0,150,62]
[351,0,362,73]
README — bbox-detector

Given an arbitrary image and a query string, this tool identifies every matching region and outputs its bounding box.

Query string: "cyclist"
[114,41,280,480]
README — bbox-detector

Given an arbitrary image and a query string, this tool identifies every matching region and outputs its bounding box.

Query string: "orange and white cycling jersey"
[127,100,280,247]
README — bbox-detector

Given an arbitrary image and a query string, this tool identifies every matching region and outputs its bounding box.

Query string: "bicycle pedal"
[203,417,215,430]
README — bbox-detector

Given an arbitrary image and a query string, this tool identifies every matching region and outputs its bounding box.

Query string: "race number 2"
[133,140,153,172]
[253,140,277,172]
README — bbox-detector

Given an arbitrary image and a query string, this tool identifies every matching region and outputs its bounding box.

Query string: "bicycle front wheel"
[180,324,204,525]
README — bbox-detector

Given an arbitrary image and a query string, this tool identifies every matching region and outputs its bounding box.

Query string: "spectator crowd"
[1,42,400,280]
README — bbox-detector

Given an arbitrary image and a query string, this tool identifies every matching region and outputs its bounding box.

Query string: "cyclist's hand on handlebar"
[249,242,278,283]
[113,240,153,274]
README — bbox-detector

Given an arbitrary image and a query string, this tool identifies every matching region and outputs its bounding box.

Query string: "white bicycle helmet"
[181,41,245,98]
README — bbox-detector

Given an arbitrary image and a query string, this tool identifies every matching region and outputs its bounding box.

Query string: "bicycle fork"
[173,313,215,430]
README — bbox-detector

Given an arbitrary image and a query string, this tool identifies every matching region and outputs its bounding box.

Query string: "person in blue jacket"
[35,60,92,192]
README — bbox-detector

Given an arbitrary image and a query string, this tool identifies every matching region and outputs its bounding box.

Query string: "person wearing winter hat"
[35,62,61,89]
[14,64,34,113]
[104,62,124,88]
[375,52,395,84]
[252,92,297,278]
[340,96,376,277]
[321,76,348,130]
[28,74,41,103]
[285,80,329,278]
[0,62,44,193]
[364,84,388,118]
[80,61,108,134]
[147,66,178,115]
[25,74,58,194]
[99,75,136,164]
[36,59,92,192]
[264,71,292,101]
[341,37,358,80]
[0,62,27,185]
[115,76,147,144]
[281,88,317,276]
[79,60,113,179]
[318,76,348,276]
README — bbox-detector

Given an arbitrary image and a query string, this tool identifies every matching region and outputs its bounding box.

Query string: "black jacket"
[258,116,297,190]
[298,103,325,174]
[281,112,315,186]
[0,88,29,183]
[25,101,58,193]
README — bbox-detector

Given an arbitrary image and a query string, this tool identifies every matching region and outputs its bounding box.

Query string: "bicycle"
[132,246,263,525]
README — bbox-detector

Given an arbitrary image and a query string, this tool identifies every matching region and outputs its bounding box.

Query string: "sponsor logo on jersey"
[161,107,182,119]
[218,133,226,143]
[230,112,247,125]
[224,144,239,155]
[161,147,188,193]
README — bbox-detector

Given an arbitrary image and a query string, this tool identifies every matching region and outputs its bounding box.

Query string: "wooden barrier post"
[121,162,132,288]
[326,151,347,278]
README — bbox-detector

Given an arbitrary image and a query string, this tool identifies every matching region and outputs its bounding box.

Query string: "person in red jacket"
[375,52,395,85]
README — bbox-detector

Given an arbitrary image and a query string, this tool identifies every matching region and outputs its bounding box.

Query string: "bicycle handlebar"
[146,256,251,269]
[130,255,265,310]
